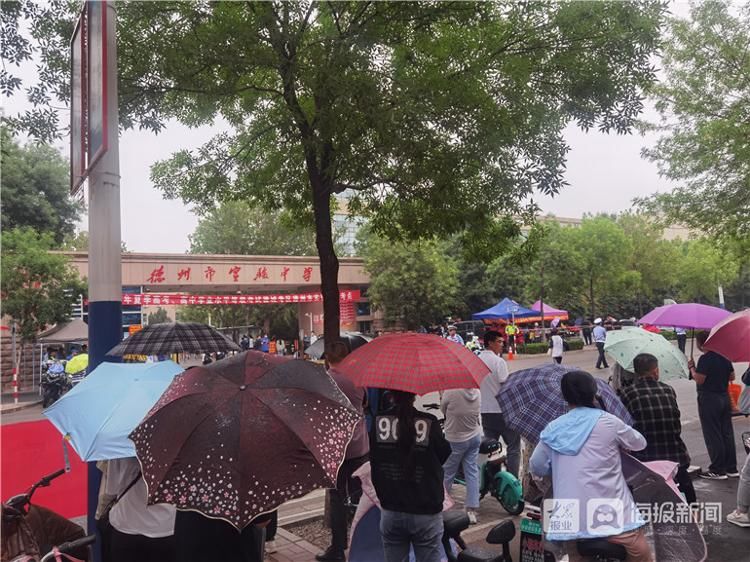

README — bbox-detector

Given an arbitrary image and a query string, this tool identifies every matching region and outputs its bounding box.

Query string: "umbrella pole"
[690,329,694,359]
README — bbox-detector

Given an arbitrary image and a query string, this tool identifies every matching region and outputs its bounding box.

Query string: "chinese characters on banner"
[122,290,361,306]
[144,263,322,284]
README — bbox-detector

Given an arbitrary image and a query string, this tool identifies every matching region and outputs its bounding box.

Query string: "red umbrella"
[130,351,361,529]
[704,309,750,362]
[335,333,490,395]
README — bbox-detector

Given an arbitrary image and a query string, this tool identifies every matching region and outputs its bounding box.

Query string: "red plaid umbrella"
[335,333,490,394]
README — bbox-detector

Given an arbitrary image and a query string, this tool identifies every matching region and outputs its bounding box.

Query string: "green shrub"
[659,330,677,341]
[518,338,584,354]
[566,339,584,351]
[519,342,549,354]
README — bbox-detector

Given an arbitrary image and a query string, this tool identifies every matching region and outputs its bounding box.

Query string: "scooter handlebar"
[41,469,66,484]
[39,535,96,562]
[58,534,97,552]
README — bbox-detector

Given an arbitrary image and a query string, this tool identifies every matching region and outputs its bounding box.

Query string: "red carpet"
[1,420,87,518]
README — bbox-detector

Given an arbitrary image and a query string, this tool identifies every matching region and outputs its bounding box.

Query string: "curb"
[1,399,42,414]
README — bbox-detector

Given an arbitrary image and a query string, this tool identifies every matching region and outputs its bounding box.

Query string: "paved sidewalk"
[1,391,42,413]
[268,528,320,562]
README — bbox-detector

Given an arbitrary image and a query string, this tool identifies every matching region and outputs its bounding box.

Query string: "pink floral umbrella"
[130,351,361,529]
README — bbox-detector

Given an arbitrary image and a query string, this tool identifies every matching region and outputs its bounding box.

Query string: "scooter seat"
[442,511,470,537]
[457,546,505,562]
[577,539,627,560]
[479,438,501,455]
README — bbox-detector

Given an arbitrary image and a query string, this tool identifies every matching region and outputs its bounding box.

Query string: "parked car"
[454,320,487,343]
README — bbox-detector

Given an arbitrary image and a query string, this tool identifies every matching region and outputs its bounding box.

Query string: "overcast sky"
[4,3,689,254]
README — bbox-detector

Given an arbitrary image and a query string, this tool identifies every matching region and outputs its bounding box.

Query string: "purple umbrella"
[638,303,732,330]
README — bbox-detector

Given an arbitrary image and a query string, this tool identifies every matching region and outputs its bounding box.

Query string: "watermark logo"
[543,499,579,534]
[587,498,624,535]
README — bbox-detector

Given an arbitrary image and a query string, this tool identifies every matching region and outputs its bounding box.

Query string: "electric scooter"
[424,404,524,516]
[475,438,524,515]
[2,469,93,561]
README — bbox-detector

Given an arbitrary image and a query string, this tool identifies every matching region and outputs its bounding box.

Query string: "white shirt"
[550,335,564,358]
[106,457,175,538]
[478,350,509,414]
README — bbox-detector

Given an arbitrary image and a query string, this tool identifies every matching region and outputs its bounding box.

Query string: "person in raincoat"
[529,370,652,562]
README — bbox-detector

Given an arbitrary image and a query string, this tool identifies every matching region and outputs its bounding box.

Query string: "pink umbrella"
[704,309,750,362]
[638,303,732,330]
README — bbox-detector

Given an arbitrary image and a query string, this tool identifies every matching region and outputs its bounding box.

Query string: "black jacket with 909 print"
[369,408,452,515]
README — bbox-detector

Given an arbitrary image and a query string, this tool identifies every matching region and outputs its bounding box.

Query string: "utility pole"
[85,2,121,557]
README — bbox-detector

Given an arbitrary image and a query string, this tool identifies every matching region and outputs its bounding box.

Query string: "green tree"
[674,238,739,303]
[0,129,80,243]
[640,1,750,240]
[61,230,129,252]
[362,234,459,330]
[616,213,681,316]
[190,202,317,256]
[5,1,666,345]
[146,307,170,325]
[573,217,632,320]
[0,228,85,341]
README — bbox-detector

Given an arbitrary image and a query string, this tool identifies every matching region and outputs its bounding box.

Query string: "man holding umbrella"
[621,354,696,503]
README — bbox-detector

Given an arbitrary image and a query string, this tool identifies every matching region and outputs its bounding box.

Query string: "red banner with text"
[122,290,360,306]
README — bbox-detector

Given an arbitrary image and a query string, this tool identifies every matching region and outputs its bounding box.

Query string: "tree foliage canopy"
[3,0,666,340]
[0,128,80,243]
[0,228,85,341]
[640,1,750,240]
[360,231,459,330]
[190,201,317,256]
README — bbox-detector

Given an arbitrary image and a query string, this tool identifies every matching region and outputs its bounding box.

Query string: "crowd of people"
[88,321,746,562]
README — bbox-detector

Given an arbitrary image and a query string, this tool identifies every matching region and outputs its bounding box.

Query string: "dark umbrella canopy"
[496,363,633,444]
[130,351,360,528]
[107,322,240,356]
[305,332,372,360]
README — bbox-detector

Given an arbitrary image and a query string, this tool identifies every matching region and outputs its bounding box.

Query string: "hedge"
[518,338,584,355]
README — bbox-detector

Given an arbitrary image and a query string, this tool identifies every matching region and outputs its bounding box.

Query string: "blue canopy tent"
[472,298,538,321]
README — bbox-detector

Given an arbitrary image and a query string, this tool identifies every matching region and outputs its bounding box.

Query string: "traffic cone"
[507,347,514,360]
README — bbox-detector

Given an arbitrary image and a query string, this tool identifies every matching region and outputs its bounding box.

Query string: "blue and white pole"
[86,2,121,558]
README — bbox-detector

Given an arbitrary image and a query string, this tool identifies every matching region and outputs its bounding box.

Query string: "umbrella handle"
[62,436,72,472]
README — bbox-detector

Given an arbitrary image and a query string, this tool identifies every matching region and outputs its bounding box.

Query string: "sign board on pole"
[70,5,86,193]
[70,1,108,196]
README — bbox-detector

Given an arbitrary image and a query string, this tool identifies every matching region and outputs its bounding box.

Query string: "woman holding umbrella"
[369,391,452,562]
[529,371,652,562]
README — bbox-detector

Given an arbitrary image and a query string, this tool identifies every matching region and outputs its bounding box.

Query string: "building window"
[356,301,371,316]
[358,321,372,334]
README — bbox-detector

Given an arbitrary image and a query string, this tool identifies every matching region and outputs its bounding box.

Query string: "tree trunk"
[539,263,546,343]
[589,276,595,321]
[312,180,341,354]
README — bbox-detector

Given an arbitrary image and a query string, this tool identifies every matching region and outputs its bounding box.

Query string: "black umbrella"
[107,322,240,356]
[305,332,372,360]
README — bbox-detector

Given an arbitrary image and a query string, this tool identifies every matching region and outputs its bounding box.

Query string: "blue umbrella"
[44,361,182,461]
[497,363,633,444]
[472,298,537,320]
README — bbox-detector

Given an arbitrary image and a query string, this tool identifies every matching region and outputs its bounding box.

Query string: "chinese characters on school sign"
[144,264,318,285]
[122,291,361,306]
